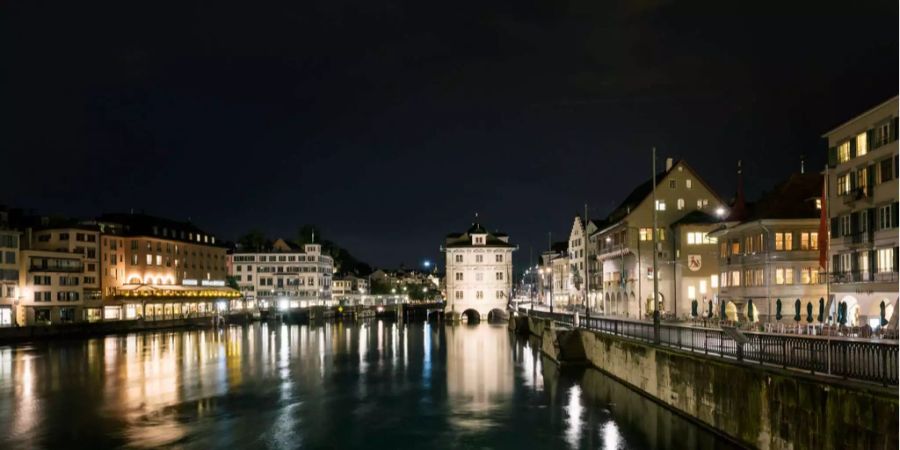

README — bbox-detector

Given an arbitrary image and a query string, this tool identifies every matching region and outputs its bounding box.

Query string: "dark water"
[0,321,741,449]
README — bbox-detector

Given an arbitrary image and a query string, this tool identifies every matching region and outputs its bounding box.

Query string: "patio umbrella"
[747,300,755,322]
[880,300,887,327]
[775,299,782,321]
[708,300,713,319]
[806,302,813,323]
[691,299,698,318]
[818,298,825,323]
[794,299,801,322]
[838,302,847,326]
[720,301,726,320]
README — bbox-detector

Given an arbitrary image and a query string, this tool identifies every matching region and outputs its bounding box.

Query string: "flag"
[818,175,828,270]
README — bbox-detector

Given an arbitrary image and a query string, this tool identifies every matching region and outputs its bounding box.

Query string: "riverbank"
[0,312,257,344]
[515,314,899,450]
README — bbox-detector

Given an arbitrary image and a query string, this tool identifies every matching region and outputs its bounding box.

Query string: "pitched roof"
[606,168,671,223]
[670,210,720,227]
[742,173,822,221]
[445,221,515,248]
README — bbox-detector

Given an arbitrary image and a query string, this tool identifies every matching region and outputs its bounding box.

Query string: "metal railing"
[520,308,898,386]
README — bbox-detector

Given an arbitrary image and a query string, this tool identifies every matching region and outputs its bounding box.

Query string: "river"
[0,320,741,449]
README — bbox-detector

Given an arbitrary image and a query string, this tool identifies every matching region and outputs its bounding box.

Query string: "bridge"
[251,295,446,323]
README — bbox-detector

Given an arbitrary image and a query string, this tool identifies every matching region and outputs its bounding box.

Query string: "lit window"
[687,286,696,299]
[856,133,867,157]
[699,280,707,294]
[145,254,152,265]
[685,179,692,189]
[656,200,666,211]
[837,141,850,163]
[877,248,895,273]
[677,198,685,210]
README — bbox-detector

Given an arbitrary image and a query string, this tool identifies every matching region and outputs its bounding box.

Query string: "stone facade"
[443,221,515,321]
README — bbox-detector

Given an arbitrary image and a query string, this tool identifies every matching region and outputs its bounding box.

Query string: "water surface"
[0,321,740,449]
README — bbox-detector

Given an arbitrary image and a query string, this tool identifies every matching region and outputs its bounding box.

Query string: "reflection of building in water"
[445,325,513,431]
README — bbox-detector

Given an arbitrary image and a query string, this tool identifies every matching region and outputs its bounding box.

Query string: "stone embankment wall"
[522,315,898,450]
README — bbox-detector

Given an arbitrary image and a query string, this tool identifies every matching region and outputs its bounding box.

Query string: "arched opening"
[487,308,507,323]
[461,309,480,324]
[725,301,738,321]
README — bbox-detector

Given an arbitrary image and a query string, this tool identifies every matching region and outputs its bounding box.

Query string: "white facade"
[228,239,333,308]
[444,223,515,321]
[0,229,20,326]
[824,96,899,328]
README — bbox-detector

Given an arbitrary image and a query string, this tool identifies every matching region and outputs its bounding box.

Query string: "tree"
[237,229,269,251]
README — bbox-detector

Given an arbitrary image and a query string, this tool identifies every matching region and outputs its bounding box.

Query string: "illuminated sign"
[182,279,198,286]
[201,280,225,287]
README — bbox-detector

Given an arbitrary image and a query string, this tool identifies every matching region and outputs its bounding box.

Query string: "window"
[58,233,69,241]
[496,291,505,299]
[495,254,503,262]
[677,198,685,210]
[837,141,850,163]
[475,291,484,299]
[455,272,463,281]
[731,241,740,255]
[800,268,819,284]
[856,132,867,157]
[476,272,483,281]
[145,254,152,265]
[475,255,483,263]
[875,122,891,147]
[800,232,818,250]
[656,200,666,211]
[837,174,851,195]
[877,248,895,273]
[776,268,793,284]
[455,254,463,263]
[639,228,653,241]
[730,271,740,287]
[496,272,503,280]
[880,158,894,183]
[880,205,892,230]
[455,291,463,299]
[656,228,666,241]
[841,215,852,235]
[685,179,693,189]
[669,179,676,189]
[686,232,715,245]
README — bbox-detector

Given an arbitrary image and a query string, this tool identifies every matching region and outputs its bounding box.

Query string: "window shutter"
[850,212,859,235]
[892,117,898,142]
[832,254,840,272]
[849,138,857,158]
[867,165,875,191]
[828,147,837,167]
[867,129,874,150]
[830,218,839,237]
[868,208,876,233]
[850,251,860,272]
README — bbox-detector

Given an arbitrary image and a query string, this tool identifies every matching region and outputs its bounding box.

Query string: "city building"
[443,221,515,322]
[92,213,238,320]
[824,96,899,327]
[0,227,20,326]
[593,158,727,318]
[536,241,567,309]
[671,210,725,319]
[567,216,606,310]
[711,173,826,322]
[17,249,85,325]
[228,238,333,309]
[26,226,102,321]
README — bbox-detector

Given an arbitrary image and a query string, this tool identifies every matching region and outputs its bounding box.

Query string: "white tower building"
[443,221,515,322]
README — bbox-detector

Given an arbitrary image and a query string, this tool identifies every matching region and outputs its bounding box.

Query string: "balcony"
[841,187,872,205]
[830,270,899,284]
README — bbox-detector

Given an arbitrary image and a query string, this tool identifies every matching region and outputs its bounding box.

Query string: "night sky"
[1,1,897,271]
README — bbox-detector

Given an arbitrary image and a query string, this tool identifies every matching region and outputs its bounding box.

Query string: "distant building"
[25,226,102,321]
[443,221,515,321]
[228,238,333,309]
[567,216,606,310]
[711,173,826,322]
[536,241,567,309]
[18,249,85,325]
[593,158,726,318]
[824,96,899,327]
[0,228,20,326]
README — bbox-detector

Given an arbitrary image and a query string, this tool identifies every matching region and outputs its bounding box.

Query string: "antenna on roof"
[800,154,806,174]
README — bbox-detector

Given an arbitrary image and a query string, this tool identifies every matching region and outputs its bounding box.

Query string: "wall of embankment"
[513,315,898,450]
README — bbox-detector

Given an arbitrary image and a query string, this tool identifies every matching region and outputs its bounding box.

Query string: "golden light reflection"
[445,324,513,433]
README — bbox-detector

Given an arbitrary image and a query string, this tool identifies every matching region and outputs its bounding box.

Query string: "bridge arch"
[461,309,481,324]
[487,308,508,322]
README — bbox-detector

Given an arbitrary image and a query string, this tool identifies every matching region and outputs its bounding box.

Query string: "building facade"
[27,226,102,321]
[824,96,899,327]
[228,239,333,309]
[443,222,515,321]
[593,159,726,319]
[0,228,20,326]
[567,217,605,310]
[17,249,85,325]
[712,173,827,323]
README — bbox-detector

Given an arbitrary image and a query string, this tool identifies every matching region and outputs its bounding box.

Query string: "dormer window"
[472,234,486,245]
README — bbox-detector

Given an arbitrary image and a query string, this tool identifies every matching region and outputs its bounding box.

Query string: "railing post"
[782,338,788,369]
[842,343,848,380]
[704,329,708,355]
[883,345,889,387]
[614,320,618,336]
[737,343,744,362]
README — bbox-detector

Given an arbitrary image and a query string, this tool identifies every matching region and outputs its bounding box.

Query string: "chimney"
[665,157,673,171]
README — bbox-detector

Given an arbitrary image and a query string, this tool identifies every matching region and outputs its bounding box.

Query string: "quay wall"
[528,316,898,450]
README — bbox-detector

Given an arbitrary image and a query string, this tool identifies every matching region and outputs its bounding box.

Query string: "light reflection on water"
[0,321,740,449]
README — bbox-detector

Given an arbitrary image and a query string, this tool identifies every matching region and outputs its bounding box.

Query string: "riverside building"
[443,221,515,322]
[228,239,334,310]
[824,96,899,327]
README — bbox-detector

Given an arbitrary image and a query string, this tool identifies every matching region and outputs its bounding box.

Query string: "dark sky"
[1,0,897,271]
